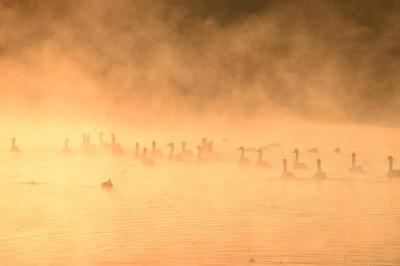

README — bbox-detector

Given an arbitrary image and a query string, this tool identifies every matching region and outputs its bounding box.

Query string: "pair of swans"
[281,158,327,179]
[238,147,271,168]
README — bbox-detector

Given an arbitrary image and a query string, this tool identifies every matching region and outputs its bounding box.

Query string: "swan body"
[151,141,163,157]
[293,149,308,169]
[255,148,271,168]
[349,153,364,173]
[141,148,155,166]
[135,143,142,160]
[281,158,295,178]
[238,146,250,166]
[62,138,74,155]
[180,141,193,158]
[101,179,113,189]
[196,146,208,163]
[10,137,21,152]
[167,143,183,161]
[387,156,400,177]
[111,133,124,155]
[313,159,327,179]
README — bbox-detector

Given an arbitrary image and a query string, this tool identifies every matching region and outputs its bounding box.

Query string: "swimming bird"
[293,149,308,169]
[135,143,142,160]
[255,148,271,168]
[151,140,163,157]
[387,156,400,177]
[167,143,183,161]
[334,147,341,154]
[111,133,124,155]
[142,148,155,166]
[62,138,74,154]
[313,159,327,179]
[196,145,207,163]
[281,158,295,178]
[349,153,364,173]
[180,141,193,158]
[238,146,250,166]
[10,137,21,152]
[101,179,113,189]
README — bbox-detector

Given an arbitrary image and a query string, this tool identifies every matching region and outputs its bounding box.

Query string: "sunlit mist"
[1,1,400,265]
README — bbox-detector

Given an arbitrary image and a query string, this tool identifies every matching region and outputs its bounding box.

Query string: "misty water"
[1,144,399,266]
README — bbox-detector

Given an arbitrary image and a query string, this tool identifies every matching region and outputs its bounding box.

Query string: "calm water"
[1,147,399,265]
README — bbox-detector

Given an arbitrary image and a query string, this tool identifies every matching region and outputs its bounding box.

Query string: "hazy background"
[1,0,400,134]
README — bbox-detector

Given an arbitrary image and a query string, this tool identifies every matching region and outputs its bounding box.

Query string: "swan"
[238,146,250,166]
[196,146,207,163]
[167,143,183,161]
[349,153,364,173]
[281,159,295,178]
[10,137,21,152]
[180,141,193,158]
[387,156,400,177]
[101,179,113,189]
[135,143,142,160]
[334,147,341,154]
[205,141,221,160]
[255,148,271,168]
[62,138,74,154]
[141,148,155,166]
[313,159,327,179]
[293,149,308,169]
[111,133,124,155]
[151,141,163,157]
[81,134,95,154]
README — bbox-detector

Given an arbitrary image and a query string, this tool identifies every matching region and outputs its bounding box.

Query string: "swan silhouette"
[167,143,183,161]
[238,146,250,166]
[10,137,21,152]
[313,159,327,179]
[293,149,308,169]
[135,143,142,160]
[180,141,193,158]
[62,138,74,154]
[255,148,271,168]
[349,153,364,173]
[196,146,207,163]
[111,133,124,155]
[101,179,113,189]
[142,148,155,166]
[281,158,295,178]
[151,140,163,157]
[387,156,400,177]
